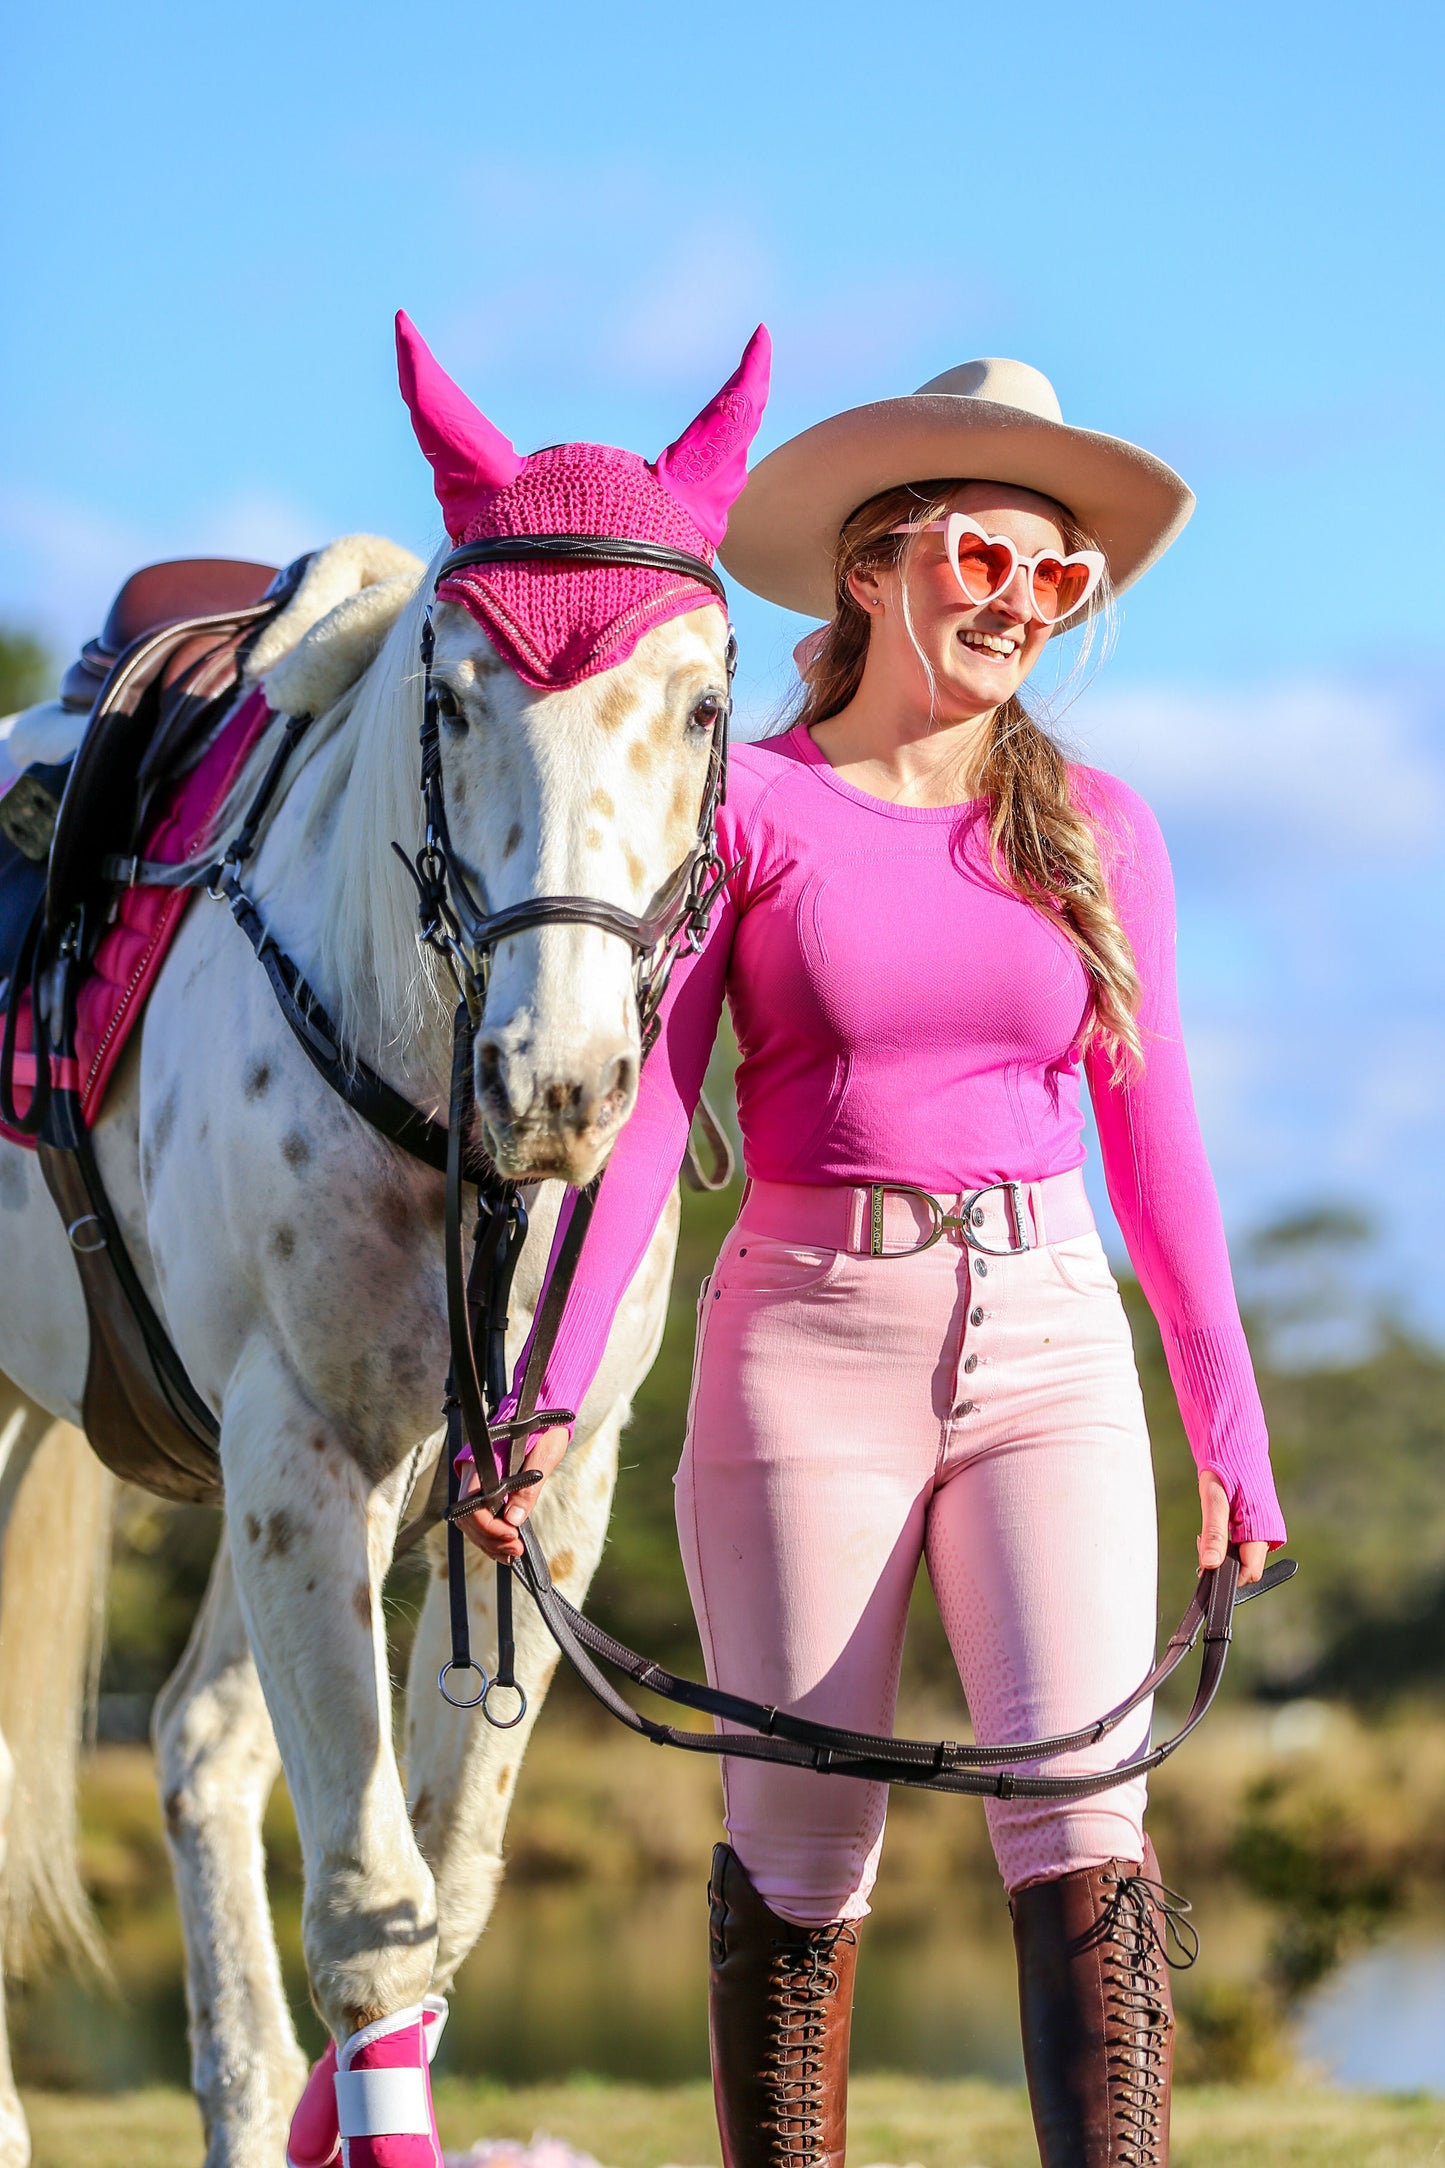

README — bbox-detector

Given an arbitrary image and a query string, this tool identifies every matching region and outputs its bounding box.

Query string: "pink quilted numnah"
[0,687,275,1151]
[288,1997,448,2168]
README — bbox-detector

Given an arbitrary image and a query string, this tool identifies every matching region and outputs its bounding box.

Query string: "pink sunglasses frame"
[891,513,1106,626]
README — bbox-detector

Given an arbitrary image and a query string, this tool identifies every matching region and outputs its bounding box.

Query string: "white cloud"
[431,153,994,429]
[195,489,323,571]
[0,488,154,653]
[606,221,775,384]
[1068,672,1445,853]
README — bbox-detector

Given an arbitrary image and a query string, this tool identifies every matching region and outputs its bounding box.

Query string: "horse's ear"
[652,325,772,546]
[395,311,525,538]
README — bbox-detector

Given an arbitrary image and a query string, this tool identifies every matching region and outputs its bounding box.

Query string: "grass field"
[22,2076,1445,2168]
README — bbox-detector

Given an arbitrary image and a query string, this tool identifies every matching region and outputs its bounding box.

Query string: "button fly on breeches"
[948,1250,989,1424]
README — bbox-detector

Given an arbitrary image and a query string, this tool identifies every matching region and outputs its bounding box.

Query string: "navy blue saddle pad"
[0,761,72,1007]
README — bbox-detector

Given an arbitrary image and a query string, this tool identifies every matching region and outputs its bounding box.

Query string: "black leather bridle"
[390,533,746,1724]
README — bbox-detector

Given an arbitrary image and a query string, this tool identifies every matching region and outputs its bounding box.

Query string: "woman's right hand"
[1197,1468,1266,1589]
[453,1427,571,1561]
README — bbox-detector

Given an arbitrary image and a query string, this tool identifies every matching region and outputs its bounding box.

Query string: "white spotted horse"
[0,312,770,2168]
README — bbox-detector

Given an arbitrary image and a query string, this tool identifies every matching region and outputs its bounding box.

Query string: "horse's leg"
[221,1342,438,2042]
[153,1532,307,2168]
[404,1404,623,1988]
[403,1188,676,1985]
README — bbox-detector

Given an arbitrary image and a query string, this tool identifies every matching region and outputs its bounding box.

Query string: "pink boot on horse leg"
[288,1996,448,2168]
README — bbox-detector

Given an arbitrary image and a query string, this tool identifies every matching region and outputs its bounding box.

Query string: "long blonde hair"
[782,481,1143,1072]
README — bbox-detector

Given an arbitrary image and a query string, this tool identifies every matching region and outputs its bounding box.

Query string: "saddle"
[0,553,310,1506]
[49,555,304,935]
[0,557,299,982]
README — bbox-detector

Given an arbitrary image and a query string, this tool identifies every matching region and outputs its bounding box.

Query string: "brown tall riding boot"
[707,1842,861,2168]
[1009,1837,1196,2167]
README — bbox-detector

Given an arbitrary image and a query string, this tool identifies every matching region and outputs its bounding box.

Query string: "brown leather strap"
[681,1088,736,1192]
[508,1529,1296,1800]
[36,1138,221,1504]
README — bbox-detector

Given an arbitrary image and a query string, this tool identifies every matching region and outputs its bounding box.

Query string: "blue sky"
[4,0,1442,1332]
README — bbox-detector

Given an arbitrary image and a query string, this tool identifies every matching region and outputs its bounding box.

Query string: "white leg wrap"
[335,2067,433,2138]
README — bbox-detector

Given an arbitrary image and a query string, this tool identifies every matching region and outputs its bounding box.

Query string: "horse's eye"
[689,692,725,733]
[434,684,466,730]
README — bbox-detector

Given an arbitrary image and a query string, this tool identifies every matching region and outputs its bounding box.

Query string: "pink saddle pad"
[0,687,273,1149]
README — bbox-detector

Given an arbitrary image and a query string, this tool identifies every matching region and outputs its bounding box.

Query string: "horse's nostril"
[475,1041,510,1121]
[600,1054,635,1110]
[477,1045,639,1149]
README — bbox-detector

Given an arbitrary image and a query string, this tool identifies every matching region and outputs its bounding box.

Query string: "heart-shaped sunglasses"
[891,513,1106,626]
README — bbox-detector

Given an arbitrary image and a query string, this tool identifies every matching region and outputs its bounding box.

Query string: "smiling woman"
[472,348,1285,2168]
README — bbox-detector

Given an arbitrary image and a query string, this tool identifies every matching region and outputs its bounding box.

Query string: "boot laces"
[1096,1865,1197,2167]
[760,1922,856,2168]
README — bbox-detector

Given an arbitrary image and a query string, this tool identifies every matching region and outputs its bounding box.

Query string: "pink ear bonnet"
[395,312,771,689]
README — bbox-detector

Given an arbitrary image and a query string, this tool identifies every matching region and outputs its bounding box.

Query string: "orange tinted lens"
[953,537,1013,602]
[1031,557,1093,622]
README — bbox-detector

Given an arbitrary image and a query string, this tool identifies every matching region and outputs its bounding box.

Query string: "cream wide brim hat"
[718,357,1195,621]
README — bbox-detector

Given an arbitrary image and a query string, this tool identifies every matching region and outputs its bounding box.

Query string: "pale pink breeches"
[674,1175,1159,1927]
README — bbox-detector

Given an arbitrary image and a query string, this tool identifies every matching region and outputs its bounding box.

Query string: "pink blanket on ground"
[0,687,272,1147]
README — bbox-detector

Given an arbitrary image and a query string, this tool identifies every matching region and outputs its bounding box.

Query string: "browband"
[436,533,728,605]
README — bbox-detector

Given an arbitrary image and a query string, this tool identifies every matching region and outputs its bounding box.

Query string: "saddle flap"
[44,554,310,939]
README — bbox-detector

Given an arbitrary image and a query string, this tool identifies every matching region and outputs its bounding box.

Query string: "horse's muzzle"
[473,1038,637,1183]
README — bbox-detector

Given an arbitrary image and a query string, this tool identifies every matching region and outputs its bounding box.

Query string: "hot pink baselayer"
[501,722,1285,1549]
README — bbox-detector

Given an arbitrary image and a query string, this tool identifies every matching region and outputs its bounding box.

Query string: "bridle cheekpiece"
[396,532,737,1043]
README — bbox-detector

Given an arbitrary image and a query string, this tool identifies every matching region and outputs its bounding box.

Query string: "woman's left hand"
[453,1426,572,1562]
[1197,1468,1266,1589]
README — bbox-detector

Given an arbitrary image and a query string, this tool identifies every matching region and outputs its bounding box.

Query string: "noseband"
[394,534,737,1045]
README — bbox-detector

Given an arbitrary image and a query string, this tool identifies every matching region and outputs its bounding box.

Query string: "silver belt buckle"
[960,1180,1034,1255]
[866,1179,1034,1259]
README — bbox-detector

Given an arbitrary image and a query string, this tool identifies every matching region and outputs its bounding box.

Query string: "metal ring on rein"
[479,1679,528,1730]
[437,1660,488,1710]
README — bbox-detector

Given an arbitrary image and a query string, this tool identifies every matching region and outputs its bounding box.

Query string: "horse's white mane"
[309,546,454,1069]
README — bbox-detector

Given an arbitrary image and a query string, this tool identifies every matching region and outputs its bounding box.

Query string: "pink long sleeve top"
[499,721,1286,1548]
